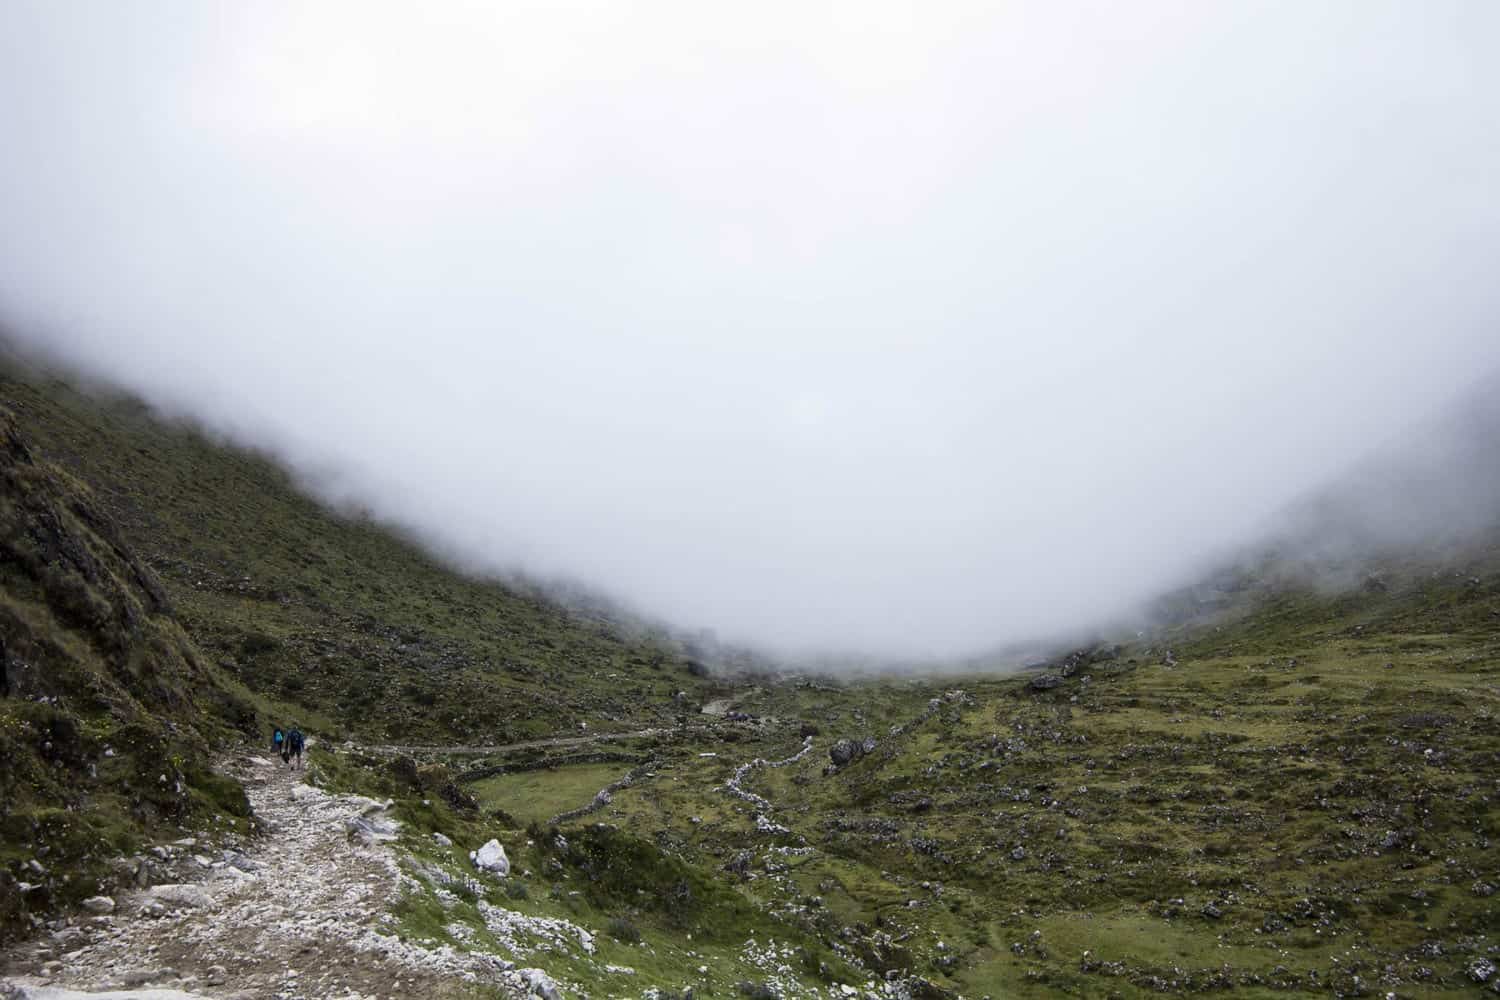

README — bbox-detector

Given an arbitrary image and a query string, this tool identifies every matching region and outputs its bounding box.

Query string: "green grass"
[469,764,625,825]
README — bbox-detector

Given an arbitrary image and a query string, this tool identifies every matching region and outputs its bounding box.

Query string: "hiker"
[288,726,304,768]
[272,725,285,759]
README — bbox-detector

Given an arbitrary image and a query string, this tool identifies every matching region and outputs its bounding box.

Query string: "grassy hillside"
[0,406,253,941]
[0,366,728,746]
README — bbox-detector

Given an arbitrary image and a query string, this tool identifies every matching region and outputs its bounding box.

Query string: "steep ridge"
[0,407,253,942]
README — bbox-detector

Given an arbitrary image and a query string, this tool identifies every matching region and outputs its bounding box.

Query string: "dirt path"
[1,753,525,1000]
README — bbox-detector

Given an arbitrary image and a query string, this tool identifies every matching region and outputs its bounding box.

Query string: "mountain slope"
[3,361,1499,997]
[0,407,252,941]
[0,364,729,746]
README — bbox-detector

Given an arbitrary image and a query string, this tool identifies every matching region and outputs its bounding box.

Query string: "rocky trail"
[0,752,539,1000]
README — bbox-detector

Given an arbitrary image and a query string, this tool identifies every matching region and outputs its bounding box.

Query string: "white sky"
[2,2,1497,657]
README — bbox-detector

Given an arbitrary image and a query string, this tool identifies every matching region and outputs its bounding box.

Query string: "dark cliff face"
[0,406,252,942]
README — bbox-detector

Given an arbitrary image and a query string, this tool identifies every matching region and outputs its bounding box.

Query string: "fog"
[1,2,1498,658]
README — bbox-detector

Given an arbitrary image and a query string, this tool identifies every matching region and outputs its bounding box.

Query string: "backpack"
[290,730,303,752]
[273,729,284,745]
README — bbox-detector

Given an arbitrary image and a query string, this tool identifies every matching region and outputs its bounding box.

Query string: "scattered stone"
[1471,959,1498,984]
[1029,674,1064,691]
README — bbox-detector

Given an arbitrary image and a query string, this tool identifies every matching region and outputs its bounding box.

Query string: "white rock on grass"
[432,832,453,847]
[470,839,510,877]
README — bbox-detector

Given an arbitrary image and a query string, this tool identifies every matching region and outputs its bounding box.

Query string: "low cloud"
[2,2,1498,658]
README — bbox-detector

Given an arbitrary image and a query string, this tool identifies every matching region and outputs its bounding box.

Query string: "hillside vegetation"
[0,405,252,940]
[2,364,1498,997]
[0,367,729,746]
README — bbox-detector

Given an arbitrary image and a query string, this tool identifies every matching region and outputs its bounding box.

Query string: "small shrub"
[607,916,641,943]
[239,631,280,658]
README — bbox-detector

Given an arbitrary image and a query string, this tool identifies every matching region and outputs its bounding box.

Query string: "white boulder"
[470,839,510,877]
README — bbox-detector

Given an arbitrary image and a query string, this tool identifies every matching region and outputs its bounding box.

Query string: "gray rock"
[520,967,562,1000]
[724,850,753,876]
[432,832,453,847]
[145,883,216,911]
[1471,959,1498,984]
[343,813,399,847]
[1201,902,1223,919]
[81,895,115,915]
[830,739,858,767]
[471,838,511,877]
[49,927,86,948]
[1030,674,1064,691]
